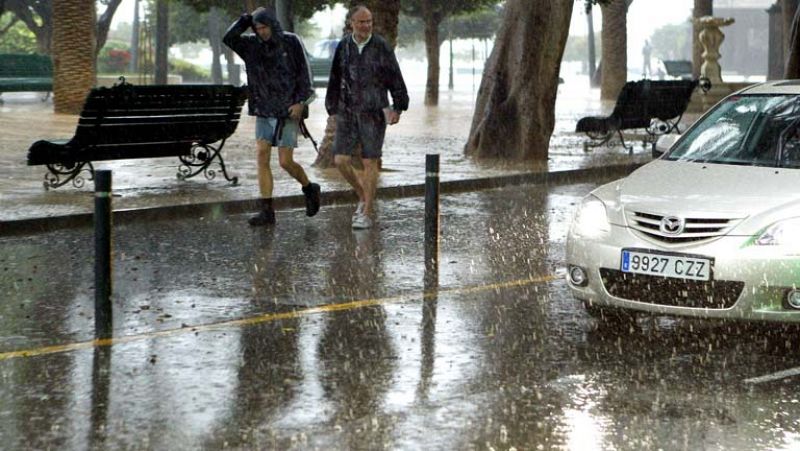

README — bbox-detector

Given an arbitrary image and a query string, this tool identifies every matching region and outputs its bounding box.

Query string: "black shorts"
[332,111,387,159]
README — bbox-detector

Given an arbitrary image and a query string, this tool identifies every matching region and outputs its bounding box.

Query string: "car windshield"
[666,94,800,168]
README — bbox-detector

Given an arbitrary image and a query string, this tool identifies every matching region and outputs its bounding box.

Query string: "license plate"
[620,249,712,281]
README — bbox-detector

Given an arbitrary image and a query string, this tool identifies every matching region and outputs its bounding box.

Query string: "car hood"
[597,160,800,233]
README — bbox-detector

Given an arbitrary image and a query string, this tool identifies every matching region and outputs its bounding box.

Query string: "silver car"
[566,80,800,323]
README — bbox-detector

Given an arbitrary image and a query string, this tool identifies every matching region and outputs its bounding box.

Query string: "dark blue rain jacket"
[223,12,313,118]
[325,33,409,116]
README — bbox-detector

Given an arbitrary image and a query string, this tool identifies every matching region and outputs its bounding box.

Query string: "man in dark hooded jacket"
[224,7,320,226]
[325,5,409,230]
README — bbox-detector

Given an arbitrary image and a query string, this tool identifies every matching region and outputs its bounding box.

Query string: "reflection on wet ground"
[2,179,800,449]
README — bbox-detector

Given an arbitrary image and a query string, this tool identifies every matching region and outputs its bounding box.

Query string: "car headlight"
[571,196,611,238]
[755,217,800,249]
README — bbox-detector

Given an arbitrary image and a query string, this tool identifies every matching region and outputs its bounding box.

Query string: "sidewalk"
[0,80,659,229]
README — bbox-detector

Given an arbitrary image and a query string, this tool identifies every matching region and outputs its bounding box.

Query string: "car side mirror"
[653,134,680,158]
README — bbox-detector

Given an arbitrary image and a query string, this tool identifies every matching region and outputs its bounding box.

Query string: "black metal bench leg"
[177,141,239,185]
[617,130,633,154]
[43,161,95,190]
[582,131,614,152]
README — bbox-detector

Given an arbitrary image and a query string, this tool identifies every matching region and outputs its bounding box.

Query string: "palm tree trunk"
[52,0,96,114]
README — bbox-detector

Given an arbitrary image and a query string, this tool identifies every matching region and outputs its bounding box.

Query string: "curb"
[0,162,644,237]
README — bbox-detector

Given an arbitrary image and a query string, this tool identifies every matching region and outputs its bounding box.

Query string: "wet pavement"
[6,78,792,449]
[3,180,800,450]
[0,78,655,226]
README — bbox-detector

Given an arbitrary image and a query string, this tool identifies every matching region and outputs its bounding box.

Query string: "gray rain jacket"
[325,33,409,116]
[223,11,313,118]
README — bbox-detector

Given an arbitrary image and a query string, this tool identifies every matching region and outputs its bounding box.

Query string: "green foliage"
[0,14,38,53]
[449,5,502,40]
[402,0,498,24]
[178,0,335,20]
[97,40,131,74]
[169,58,210,82]
[169,0,214,46]
[98,48,132,73]
[562,33,601,62]
[397,4,501,47]
[296,18,320,41]
[649,21,691,61]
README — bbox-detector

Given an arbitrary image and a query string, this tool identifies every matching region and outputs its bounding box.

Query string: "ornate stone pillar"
[695,16,735,84]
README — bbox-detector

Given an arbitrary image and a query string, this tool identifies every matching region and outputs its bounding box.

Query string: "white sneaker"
[352,201,365,221]
[351,212,373,229]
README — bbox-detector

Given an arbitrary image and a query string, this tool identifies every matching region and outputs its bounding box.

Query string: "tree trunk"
[784,0,798,64]
[154,0,168,84]
[423,14,441,106]
[52,0,96,114]
[786,3,800,77]
[276,0,293,32]
[586,3,597,85]
[692,0,713,79]
[600,0,628,101]
[465,0,573,160]
[223,47,239,85]
[209,7,223,85]
[130,0,140,73]
[96,0,124,55]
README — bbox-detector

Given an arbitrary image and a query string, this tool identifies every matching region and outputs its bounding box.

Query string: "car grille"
[625,210,742,245]
[599,269,745,309]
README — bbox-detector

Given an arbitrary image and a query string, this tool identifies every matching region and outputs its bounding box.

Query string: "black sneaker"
[248,208,275,226]
[302,183,321,217]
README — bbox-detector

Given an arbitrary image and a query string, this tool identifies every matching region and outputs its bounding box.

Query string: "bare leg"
[361,158,379,216]
[256,139,273,198]
[278,147,310,186]
[335,154,365,201]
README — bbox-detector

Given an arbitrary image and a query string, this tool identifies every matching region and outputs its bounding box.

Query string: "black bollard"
[94,170,113,338]
[424,154,440,274]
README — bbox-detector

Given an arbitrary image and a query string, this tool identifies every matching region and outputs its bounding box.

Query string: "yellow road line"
[0,274,559,361]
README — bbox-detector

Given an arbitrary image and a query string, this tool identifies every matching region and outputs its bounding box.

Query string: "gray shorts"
[332,111,387,159]
[255,116,298,148]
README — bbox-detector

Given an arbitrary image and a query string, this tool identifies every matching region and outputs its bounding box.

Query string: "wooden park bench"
[575,78,709,153]
[27,79,247,189]
[0,53,53,102]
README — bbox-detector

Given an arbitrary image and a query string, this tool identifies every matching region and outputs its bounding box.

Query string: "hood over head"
[251,7,283,37]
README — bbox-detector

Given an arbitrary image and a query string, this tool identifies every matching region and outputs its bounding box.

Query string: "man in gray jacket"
[325,5,409,229]
[224,7,320,227]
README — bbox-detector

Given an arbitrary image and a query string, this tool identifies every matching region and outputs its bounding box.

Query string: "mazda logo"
[660,216,685,235]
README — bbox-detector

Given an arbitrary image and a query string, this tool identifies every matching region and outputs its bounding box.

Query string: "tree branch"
[96,0,123,53]
[0,16,19,37]
[5,0,36,30]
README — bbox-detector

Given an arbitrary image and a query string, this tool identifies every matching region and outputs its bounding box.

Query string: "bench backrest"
[0,54,53,78]
[612,79,698,129]
[662,60,692,79]
[69,83,247,159]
